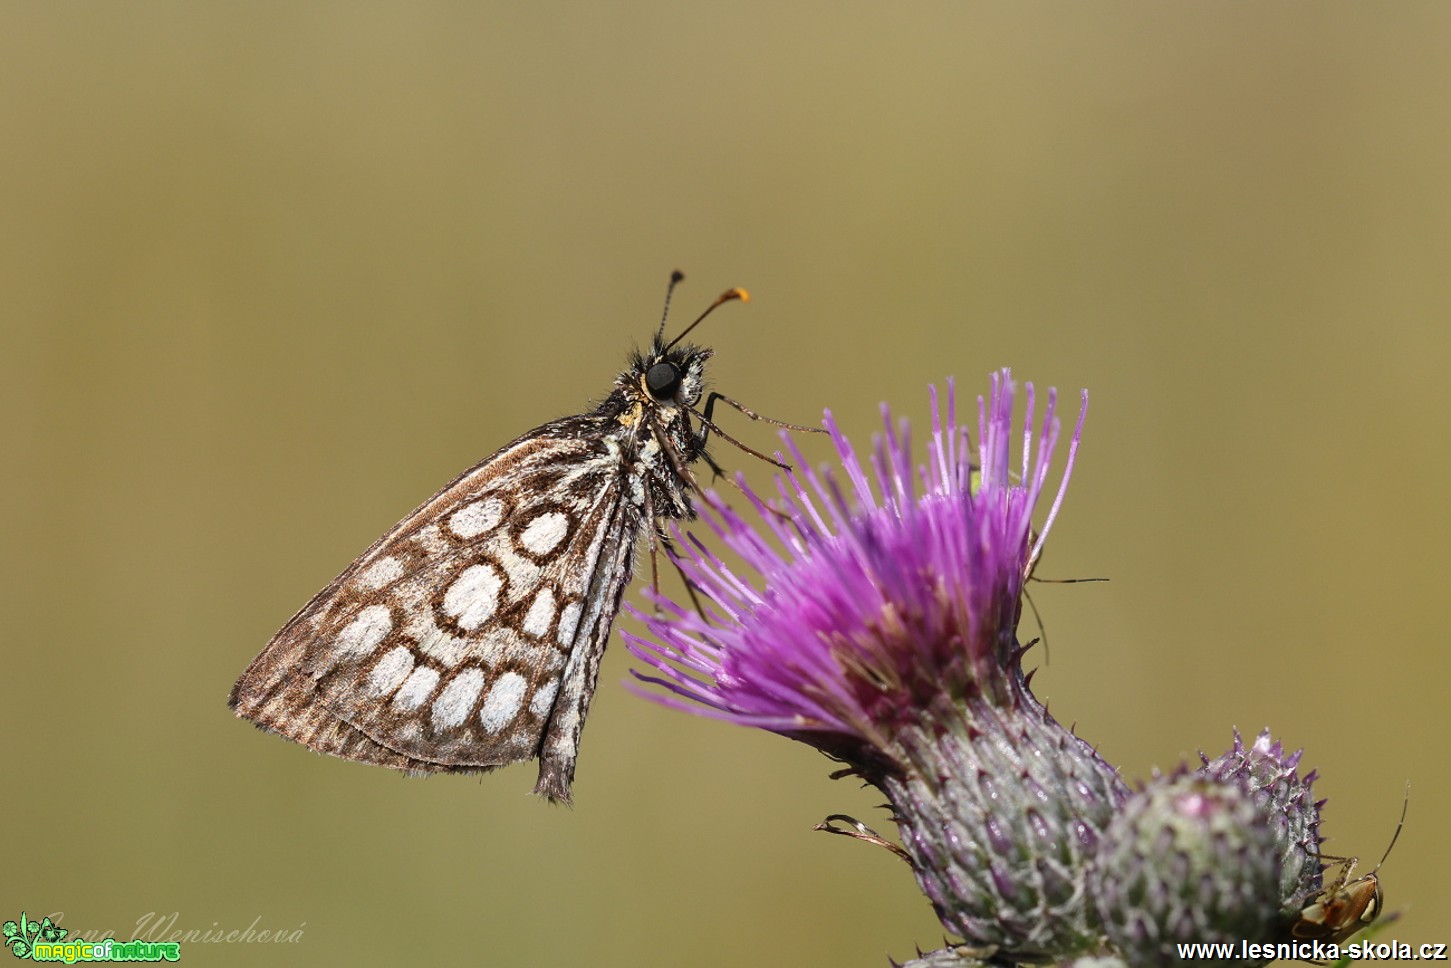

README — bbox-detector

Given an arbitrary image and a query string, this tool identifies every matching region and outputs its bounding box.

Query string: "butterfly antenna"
[655,269,687,344]
[664,286,750,352]
[1371,784,1411,874]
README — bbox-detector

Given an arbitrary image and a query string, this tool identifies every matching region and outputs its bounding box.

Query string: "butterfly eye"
[645,361,682,400]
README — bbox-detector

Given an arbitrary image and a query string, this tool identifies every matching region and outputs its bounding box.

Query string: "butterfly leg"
[695,449,797,524]
[657,528,711,621]
[700,390,825,435]
[688,405,791,471]
[638,433,711,620]
[641,484,665,615]
[697,447,761,496]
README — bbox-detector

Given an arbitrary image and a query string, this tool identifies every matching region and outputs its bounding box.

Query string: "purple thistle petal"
[625,370,1088,752]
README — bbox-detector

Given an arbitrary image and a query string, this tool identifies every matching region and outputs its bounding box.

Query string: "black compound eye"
[645,361,682,399]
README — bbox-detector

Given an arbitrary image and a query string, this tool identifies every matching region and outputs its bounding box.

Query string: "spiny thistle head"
[1198,728,1324,919]
[626,370,1342,963]
[1089,773,1282,966]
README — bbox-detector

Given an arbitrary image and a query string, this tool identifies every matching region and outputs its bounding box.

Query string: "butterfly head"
[638,340,712,410]
[625,276,746,416]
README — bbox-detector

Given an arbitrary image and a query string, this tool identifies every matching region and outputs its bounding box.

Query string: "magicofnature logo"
[3,913,179,963]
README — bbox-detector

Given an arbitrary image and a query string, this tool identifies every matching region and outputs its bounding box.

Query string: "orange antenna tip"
[662,282,752,351]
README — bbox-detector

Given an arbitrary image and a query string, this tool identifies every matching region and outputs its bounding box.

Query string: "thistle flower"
[629,370,1082,747]
[628,371,1127,956]
[626,370,1329,963]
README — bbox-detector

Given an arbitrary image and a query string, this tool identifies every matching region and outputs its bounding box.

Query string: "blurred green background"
[4,3,1448,964]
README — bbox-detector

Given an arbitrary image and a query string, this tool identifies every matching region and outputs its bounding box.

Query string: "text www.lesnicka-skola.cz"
[1178,941,1448,961]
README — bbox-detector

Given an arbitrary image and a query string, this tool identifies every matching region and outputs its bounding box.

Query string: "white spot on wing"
[442,563,502,630]
[522,587,556,638]
[476,626,564,671]
[357,556,405,591]
[529,679,559,718]
[403,608,472,668]
[494,546,541,600]
[415,629,472,668]
[366,645,414,696]
[479,671,528,733]
[449,498,504,538]
[520,511,569,555]
[337,605,392,657]
[412,524,450,554]
[556,601,582,647]
[432,668,486,730]
[393,665,440,710]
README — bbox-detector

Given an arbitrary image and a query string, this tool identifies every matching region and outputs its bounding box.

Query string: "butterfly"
[229,272,809,803]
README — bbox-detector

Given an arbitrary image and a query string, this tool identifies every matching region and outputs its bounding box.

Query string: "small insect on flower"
[229,272,815,804]
[1284,790,1408,943]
